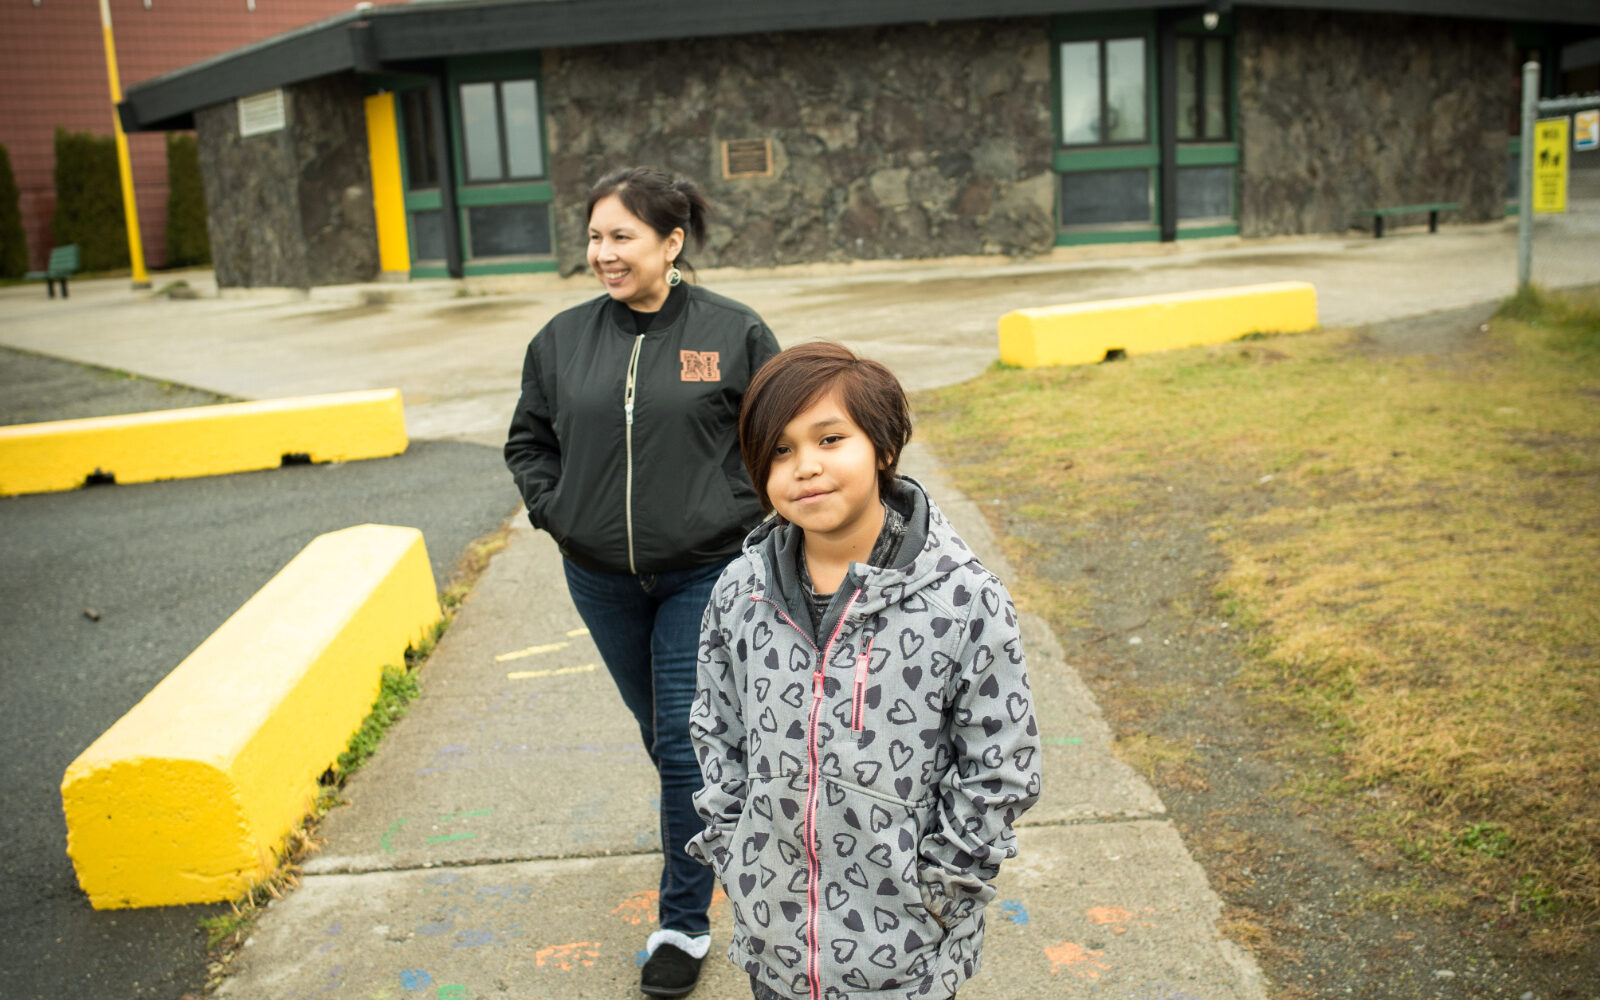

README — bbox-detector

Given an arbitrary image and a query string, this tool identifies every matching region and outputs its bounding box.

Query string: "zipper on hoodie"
[806,588,859,1000]
[850,635,874,732]
[751,586,862,1000]
[623,334,644,574]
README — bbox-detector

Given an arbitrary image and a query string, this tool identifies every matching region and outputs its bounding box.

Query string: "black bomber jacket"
[504,283,780,575]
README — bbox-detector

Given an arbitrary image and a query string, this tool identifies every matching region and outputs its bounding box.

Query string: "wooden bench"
[24,244,80,298]
[1354,202,1460,238]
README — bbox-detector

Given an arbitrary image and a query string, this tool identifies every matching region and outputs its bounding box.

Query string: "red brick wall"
[0,1,403,272]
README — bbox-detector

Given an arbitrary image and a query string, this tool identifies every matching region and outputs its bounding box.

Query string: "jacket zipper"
[750,590,861,998]
[623,334,644,574]
[806,589,860,1000]
[851,635,875,731]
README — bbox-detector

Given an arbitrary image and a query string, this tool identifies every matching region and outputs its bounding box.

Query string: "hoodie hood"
[745,476,974,638]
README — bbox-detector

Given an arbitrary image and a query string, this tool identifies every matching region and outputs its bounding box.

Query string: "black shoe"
[640,942,703,997]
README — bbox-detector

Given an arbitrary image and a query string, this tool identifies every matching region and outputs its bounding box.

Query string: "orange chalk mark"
[611,890,659,925]
[1085,905,1155,934]
[535,941,601,970]
[1046,941,1111,979]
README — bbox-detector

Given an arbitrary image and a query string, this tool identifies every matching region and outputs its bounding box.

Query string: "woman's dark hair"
[740,341,913,513]
[585,166,711,275]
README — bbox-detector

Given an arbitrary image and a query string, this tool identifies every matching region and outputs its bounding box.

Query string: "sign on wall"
[1575,110,1599,153]
[1532,117,1568,214]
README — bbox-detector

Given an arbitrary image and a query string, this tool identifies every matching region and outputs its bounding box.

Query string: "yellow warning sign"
[1533,117,1568,214]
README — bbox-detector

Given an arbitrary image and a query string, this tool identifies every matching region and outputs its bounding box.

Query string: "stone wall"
[543,19,1056,275]
[1236,9,1511,237]
[196,73,378,288]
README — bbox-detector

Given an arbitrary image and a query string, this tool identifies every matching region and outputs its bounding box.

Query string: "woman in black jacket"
[505,166,779,997]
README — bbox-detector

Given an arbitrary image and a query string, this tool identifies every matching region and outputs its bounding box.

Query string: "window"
[466,204,551,258]
[459,78,544,183]
[1177,37,1230,141]
[399,89,438,190]
[1059,38,1148,145]
[1060,170,1152,227]
[1177,166,1233,220]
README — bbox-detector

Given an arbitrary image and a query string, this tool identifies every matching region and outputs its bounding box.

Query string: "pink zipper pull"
[813,670,823,699]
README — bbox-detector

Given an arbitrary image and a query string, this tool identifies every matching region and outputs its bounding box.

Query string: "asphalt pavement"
[1,194,1597,1000]
[0,349,521,999]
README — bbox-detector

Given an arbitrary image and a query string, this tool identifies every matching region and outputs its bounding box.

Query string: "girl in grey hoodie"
[688,342,1041,1000]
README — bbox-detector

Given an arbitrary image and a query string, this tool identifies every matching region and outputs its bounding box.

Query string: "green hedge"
[0,143,26,279]
[52,128,128,272]
[165,132,210,268]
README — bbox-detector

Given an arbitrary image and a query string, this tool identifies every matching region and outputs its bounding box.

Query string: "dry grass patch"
[915,286,1600,946]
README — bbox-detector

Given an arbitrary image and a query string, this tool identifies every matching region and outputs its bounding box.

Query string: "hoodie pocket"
[814,778,943,994]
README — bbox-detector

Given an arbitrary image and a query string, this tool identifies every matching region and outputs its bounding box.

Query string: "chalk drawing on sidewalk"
[495,640,569,662]
[1085,905,1156,934]
[381,818,410,853]
[614,887,730,926]
[1000,900,1030,924]
[1046,941,1111,978]
[438,988,470,1000]
[399,968,432,991]
[506,663,597,681]
[613,890,659,925]
[568,627,590,637]
[535,941,601,970]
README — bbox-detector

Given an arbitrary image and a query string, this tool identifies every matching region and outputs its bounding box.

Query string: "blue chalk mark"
[1001,901,1029,925]
[636,949,651,967]
[454,928,496,948]
[399,968,432,991]
[416,920,454,937]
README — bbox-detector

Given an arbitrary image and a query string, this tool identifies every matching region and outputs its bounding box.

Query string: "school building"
[110,0,1600,288]
[0,0,413,273]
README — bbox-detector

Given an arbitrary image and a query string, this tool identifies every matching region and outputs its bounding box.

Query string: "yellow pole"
[99,0,150,289]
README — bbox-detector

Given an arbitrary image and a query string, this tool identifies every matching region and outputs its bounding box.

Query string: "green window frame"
[1053,12,1161,243]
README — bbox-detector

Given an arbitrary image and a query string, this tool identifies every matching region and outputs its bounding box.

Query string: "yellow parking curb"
[60,524,441,909]
[0,388,408,496]
[998,281,1319,368]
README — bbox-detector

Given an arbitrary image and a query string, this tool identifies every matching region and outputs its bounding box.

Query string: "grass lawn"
[914,285,1599,952]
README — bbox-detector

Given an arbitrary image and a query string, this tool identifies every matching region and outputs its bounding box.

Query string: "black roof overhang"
[119,0,1600,133]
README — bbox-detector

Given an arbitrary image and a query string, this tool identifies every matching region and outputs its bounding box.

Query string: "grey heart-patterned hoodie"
[688,477,1041,1000]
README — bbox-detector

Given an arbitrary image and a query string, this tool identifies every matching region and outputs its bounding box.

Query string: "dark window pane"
[1177,166,1233,221]
[1507,151,1520,199]
[467,203,552,258]
[460,82,503,182]
[1060,169,1151,227]
[400,90,438,190]
[411,210,445,261]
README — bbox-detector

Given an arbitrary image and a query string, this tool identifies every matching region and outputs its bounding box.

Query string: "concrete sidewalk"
[3,203,1597,1000]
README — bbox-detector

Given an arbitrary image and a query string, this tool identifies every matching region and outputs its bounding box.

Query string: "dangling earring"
[666,263,682,287]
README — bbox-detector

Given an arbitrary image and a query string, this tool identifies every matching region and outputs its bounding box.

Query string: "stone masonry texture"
[543,19,1057,275]
[1235,9,1511,237]
[196,73,377,288]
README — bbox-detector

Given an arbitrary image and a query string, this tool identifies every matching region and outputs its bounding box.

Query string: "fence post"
[1517,60,1538,291]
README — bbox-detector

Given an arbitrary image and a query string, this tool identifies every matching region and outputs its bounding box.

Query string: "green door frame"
[1052,10,1239,246]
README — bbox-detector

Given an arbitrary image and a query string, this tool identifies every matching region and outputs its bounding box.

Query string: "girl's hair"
[585,166,711,276]
[740,341,913,512]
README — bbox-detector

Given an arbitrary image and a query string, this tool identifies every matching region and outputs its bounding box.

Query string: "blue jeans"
[562,556,728,936]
